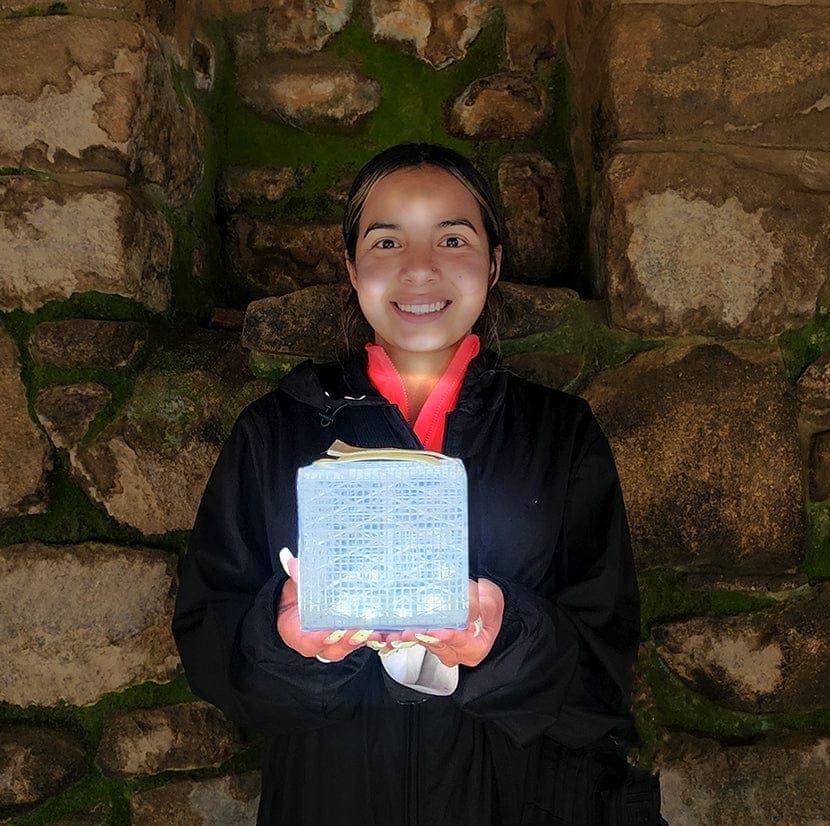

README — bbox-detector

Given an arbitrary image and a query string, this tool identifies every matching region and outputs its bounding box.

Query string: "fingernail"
[390,640,416,649]
[324,630,345,644]
[279,547,293,576]
[414,634,440,645]
[473,616,483,638]
[366,640,387,652]
[349,629,373,644]
[315,654,332,663]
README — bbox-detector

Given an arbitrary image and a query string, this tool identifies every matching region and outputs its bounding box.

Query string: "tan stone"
[219,166,298,208]
[498,153,569,283]
[97,703,244,776]
[0,177,171,313]
[370,0,494,69]
[503,352,582,389]
[0,329,51,522]
[30,320,147,368]
[656,586,830,713]
[797,353,830,426]
[0,0,145,16]
[131,773,261,826]
[0,542,178,706]
[36,383,112,449]
[237,59,380,127]
[594,152,830,337]
[583,344,805,568]
[809,431,830,501]
[657,733,830,825]
[448,74,548,140]
[499,282,575,339]
[0,17,202,203]
[504,0,558,71]
[0,726,85,808]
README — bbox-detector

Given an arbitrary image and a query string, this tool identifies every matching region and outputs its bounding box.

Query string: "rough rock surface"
[595,152,830,337]
[36,383,112,449]
[131,773,261,826]
[498,283,575,339]
[583,344,804,568]
[0,542,178,706]
[0,177,171,313]
[498,154,569,283]
[220,166,298,208]
[231,219,345,301]
[0,17,202,203]
[0,329,51,523]
[797,353,830,427]
[29,320,147,368]
[0,726,85,808]
[370,0,494,69]
[504,0,558,71]
[603,5,830,151]
[97,703,244,776]
[809,431,830,501]
[237,59,380,126]
[655,586,830,713]
[50,802,112,826]
[503,352,582,389]
[657,733,830,825]
[448,74,547,139]
[224,0,353,61]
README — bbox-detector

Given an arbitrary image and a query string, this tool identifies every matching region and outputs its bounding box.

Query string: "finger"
[279,547,298,580]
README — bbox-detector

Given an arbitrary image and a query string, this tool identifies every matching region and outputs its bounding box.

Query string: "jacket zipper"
[405,703,419,826]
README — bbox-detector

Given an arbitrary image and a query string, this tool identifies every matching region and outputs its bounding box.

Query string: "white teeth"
[396,301,448,315]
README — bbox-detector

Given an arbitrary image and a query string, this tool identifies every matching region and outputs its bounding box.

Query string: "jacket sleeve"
[172,406,376,735]
[453,414,640,750]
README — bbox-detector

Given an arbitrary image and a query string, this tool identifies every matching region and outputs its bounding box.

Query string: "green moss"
[778,315,830,381]
[8,1,68,17]
[248,351,304,382]
[0,167,50,179]
[805,500,830,581]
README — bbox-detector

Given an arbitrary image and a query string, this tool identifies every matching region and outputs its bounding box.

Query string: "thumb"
[279,547,298,580]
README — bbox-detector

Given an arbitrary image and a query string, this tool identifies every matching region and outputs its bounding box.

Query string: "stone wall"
[0,0,827,822]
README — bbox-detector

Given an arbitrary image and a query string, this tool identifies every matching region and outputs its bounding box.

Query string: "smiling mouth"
[394,301,449,315]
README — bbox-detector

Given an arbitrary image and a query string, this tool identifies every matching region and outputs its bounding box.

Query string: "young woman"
[173,144,653,825]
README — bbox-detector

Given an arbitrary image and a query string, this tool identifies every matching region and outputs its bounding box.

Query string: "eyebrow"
[362,218,479,238]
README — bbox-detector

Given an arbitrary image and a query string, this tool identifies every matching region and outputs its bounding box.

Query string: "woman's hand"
[276,548,385,662]
[384,578,505,668]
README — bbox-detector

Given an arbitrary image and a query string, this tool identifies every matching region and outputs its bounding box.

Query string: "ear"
[345,251,358,290]
[489,245,502,287]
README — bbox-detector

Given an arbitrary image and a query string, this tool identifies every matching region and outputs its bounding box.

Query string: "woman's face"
[345,165,501,366]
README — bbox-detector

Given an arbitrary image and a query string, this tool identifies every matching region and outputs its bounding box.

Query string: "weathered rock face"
[50,802,112,826]
[0,177,171,313]
[657,733,830,825]
[29,320,148,368]
[809,431,830,501]
[0,726,86,809]
[498,283,575,339]
[230,219,345,300]
[220,166,298,209]
[595,153,830,337]
[498,154,569,283]
[223,0,353,61]
[237,58,380,127]
[797,353,830,427]
[35,383,112,450]
[0,329,51,523]
[131,773,261,826]
[369,0,494,69]
[603,5,830,152]
[0,17,202,203]
[0,542,178,706]
[583,344,805,568]
[655,587,830,713]
[503,352,582,389]
[97,703,244,776]
[448,74,548,139]
[503,0,558,71]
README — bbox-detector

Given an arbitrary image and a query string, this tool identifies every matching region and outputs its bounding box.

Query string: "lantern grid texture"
[296,458,469,630]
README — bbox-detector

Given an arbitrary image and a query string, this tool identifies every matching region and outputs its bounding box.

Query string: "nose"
[400,243,438,284]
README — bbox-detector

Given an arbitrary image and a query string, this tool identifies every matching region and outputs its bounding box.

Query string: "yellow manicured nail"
[473,617,483,638]
[366,640,387,652]
[414,634,440,645]
[349,629,373,644]
[390,640,416,649]
[324,630,345,644]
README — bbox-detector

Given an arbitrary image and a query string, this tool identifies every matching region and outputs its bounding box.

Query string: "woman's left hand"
[385,578,505,668]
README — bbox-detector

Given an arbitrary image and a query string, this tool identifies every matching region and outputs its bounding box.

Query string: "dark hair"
[341,143,504,354]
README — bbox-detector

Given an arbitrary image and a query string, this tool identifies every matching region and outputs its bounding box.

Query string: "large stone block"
[655,586,830,713]
[0,726,85,809]
[97,703,244,776]
[0,328,51,523]
[369,0,494,69]
[594,152,830,337]
[657,733,830,825]
[0,542,178,706]
[0,16,202,203]
[36,383,112,450]
[29,320,148,368]
[583,344,805,568]
[0,177,171,313]
[131,774,261,826]
[503,0,558,71]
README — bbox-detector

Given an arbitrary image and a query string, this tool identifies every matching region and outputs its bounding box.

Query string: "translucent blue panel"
[296,458,469,631]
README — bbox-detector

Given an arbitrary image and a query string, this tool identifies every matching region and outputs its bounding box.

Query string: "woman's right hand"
[276,548,386,662]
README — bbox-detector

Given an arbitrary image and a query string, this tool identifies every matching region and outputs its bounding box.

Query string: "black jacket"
[172,350,640,826]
